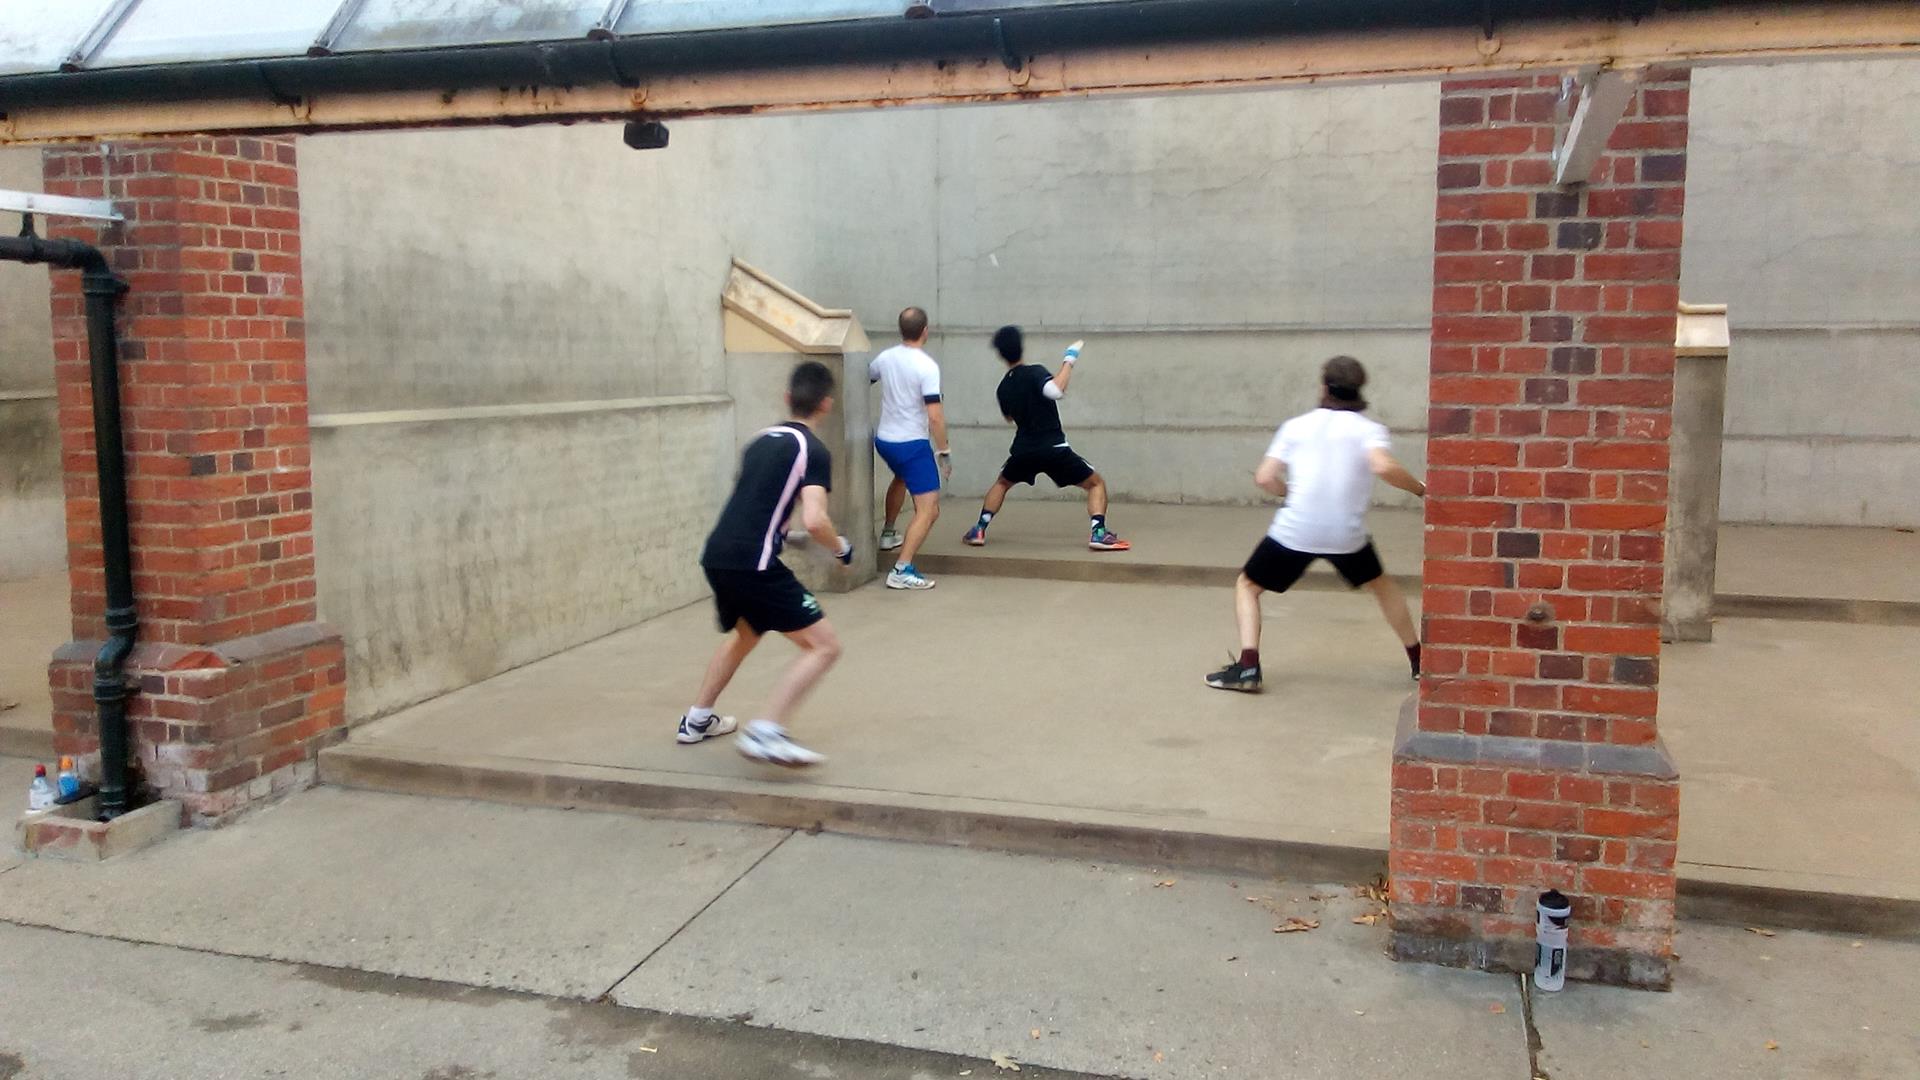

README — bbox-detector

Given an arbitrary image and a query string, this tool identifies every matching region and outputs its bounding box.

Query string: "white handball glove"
[1062,339,1085,364]
[834,536,855,565]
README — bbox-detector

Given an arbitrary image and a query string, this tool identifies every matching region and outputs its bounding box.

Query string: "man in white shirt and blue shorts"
[869,306,950,590]
[1206,356,1426,693]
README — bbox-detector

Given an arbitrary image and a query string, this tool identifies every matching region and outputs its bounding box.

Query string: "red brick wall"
[44,140,314,646]
[41,138,344,823]
[1392,72,1689,989]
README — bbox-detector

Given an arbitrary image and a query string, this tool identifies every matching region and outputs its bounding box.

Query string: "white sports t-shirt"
[869,345,942,444]
[1266,408,1392,554]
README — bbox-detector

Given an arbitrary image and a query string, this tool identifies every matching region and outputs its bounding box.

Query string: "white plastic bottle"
[1533,889,1572,992]
[28,764,56,812]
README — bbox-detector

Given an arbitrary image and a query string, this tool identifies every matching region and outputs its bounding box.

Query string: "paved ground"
[2,778,1912,1080]
[347,575,1920,901]
[915,500,1920,603]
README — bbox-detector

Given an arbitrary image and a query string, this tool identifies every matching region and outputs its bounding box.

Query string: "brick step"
[319,741,1920,943]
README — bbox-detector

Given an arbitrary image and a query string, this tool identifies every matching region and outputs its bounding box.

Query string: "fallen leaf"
[1640,1040,1650,1049]
[1764,1041,1779,1052]
[1309,892,1335,902]
[1225,956,1239,963]
[1353,1010,1366,1016]
[1030,1029,1042,1040]
[991,1052,1020,1072]
[1852,942,1864,949]
[1273,917,1320,934]
[961,1072,973,1077]
[1152,1051,1166,1064]
[0,698,16,713]
[1489,1003,1506,1015]
[1155,880,1176,888]
[1352,914,1382,926]
[1745,927,1776,937]
[635,1046,658,1054]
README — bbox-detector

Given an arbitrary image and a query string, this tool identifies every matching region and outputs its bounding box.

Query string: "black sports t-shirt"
[701,422,833,571]
[997,364,1067,454]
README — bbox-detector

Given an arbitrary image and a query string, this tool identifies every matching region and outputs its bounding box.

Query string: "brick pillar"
[42,139,346,824]
[1390,72,1690,989]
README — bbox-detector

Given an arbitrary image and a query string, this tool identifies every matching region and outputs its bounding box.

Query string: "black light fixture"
[623,119,669,150]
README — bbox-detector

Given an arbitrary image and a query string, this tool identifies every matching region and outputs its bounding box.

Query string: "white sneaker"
[879,529,904,551]
[677,712,738,744]
[736,720,825,767]
[885,564,936,590]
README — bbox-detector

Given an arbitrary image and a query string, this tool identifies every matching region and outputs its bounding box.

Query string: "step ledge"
[320,743,1920,942]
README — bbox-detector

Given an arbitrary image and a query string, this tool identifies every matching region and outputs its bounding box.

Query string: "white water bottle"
[1533,889,1572,992]
[28,764,56,812]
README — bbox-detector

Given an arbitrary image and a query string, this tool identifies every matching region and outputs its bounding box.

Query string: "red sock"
[1238,649,1260,669]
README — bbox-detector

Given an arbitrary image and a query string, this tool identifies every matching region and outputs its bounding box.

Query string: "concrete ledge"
[915,552,1420,594]
[0,721,56,761]
[319,740,1920,940]
[318,742,1384,884]
[919,554,1920,627]
[16,797,181,861]
[1677,878,1920,942]
[1716,593,1920,627]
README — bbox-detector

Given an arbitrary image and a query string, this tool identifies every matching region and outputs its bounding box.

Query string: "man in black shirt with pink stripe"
[678,361,850,767]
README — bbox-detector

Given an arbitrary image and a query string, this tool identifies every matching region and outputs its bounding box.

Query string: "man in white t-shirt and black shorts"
[1206,356,1425,692]
[869,306,950,590]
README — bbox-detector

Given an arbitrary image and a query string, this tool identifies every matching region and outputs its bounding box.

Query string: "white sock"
[686,706,714,724]
[894,561,909,571]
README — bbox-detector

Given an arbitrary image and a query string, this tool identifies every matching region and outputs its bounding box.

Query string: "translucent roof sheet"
[333,0,606,53]
[613,0,904,36]
[0,0,1108,77]
[0,0,119,76]
[92,0,343,68]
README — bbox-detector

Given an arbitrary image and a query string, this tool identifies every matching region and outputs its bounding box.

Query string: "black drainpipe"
[1,217,137,820]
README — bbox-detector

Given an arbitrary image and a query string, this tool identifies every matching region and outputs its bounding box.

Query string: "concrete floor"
[346,574,1920,903]
[6,779,1913,1079]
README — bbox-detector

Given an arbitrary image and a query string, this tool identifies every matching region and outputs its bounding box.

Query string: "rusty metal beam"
[4,2,1919,144]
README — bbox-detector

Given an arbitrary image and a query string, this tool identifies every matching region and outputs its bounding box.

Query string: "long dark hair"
[1319,354,1368,411]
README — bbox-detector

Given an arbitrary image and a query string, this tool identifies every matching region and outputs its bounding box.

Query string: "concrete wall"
[919,86,1440,510]
[1683,60,1920,526]
[0,147,64,581]
[300,114,932,721]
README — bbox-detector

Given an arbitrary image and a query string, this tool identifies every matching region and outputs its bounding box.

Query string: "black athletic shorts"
[999,445,1095,488]
[704,564,824,635]
[1242,536,1385,592]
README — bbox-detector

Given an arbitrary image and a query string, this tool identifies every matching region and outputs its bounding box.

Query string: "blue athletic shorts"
[875,438,941,496]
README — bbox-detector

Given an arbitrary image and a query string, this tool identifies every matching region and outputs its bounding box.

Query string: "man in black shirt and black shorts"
[677,361,852,767]
[961,325,1130,552]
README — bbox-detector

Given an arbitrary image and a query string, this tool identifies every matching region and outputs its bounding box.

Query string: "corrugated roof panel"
[0,0,118,76]
[613,0,905,36]
[332,0,605,52]
[91,0,343,68]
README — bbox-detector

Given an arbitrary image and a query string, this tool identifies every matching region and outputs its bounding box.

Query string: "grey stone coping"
[1392,695,1678,780]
